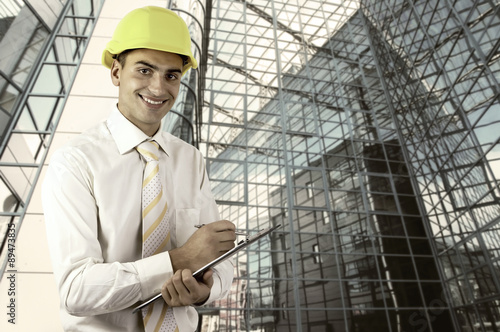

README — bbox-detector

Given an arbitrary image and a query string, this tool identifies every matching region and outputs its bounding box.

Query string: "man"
[42,6,235,332]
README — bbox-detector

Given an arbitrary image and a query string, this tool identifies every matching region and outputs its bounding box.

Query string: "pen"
[194,224,247,236]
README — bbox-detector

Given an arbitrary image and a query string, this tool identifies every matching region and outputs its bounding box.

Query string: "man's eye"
[139,68,150,74]
[167,73,179,80]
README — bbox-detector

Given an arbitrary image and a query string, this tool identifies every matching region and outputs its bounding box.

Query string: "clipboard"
[132,223,281,313]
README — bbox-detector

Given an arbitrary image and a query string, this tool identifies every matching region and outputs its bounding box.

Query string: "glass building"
[1,0,499,331]
[0,0,103,272]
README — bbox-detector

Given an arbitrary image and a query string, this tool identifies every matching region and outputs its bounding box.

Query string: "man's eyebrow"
[135,60,158,70]
[134,61,182,74]
[167,68,183,74]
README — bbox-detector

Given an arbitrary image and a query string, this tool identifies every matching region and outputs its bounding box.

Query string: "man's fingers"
[179,269,197,290]
[218,241,236,253]
[163,270,188,306]
[218,230,237,242]
[162,269,214,307]
[162,280,176,305]
[171,220,236,272]
[161,285,171,302]
[209,220,235,232]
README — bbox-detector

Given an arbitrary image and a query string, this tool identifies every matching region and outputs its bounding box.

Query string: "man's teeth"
[142,96,164,105]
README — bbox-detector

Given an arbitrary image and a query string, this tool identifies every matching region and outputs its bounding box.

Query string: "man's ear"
[110,59,121,87]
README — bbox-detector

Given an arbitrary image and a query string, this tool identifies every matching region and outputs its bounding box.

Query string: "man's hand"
[169,220,236,272]
[161,269,214,307]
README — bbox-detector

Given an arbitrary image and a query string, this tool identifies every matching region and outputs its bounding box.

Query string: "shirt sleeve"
[42,148,171,317]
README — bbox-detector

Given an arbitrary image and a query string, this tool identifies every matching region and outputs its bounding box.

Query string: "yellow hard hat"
[101,6,198,76]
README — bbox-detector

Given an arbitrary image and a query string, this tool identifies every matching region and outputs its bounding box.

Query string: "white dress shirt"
[42,107,233,332]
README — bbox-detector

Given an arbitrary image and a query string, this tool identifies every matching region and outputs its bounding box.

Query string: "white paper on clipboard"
[132,223,281,313]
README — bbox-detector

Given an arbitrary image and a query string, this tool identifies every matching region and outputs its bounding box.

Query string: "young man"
[42,7,235,332]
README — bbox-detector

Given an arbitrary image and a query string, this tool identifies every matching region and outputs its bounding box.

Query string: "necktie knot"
[136,140,160,162]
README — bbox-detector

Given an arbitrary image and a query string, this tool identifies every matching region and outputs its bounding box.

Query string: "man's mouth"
[140,95,166,105]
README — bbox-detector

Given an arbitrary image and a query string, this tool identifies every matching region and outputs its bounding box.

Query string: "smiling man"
[111,49,183,136]
[42,7,235,332]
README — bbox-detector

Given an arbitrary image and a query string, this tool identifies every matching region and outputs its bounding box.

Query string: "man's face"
[110,48,183,136]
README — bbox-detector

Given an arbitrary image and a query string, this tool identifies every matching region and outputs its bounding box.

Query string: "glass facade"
[199,0,499,331]
[1,0,499,331]
[162,0,205,145]
[0,0,104,273]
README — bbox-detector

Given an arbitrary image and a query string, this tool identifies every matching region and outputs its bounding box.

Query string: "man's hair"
[113,49,189,68]
[114,49,133,67]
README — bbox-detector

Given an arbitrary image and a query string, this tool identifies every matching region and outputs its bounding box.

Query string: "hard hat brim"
[101,7,198,76]
[102,48,198,76]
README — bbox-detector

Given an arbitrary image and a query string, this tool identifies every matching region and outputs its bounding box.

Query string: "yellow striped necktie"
[136,140,178,332]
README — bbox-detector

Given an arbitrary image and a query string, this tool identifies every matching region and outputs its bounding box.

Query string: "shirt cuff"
[135,252,173,300]
[202,269,223,305]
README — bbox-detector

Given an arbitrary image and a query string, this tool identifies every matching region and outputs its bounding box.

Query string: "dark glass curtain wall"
[199,0,500,331]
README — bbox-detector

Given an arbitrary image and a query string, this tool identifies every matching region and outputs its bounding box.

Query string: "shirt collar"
[107,106,170,156]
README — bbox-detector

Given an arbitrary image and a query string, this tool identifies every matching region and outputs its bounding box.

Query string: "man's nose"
[149,74,166,95]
